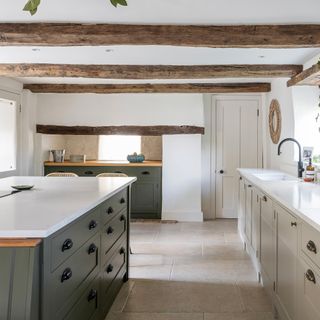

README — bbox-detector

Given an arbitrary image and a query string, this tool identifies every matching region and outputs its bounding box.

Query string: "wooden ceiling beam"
[24,82,271,94]
[1,64,302,79]
[287,63,320,86]
[36,125,205,136]
[0,23,320,48]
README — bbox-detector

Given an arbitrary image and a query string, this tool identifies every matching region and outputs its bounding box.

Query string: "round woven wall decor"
[269,99,282,144]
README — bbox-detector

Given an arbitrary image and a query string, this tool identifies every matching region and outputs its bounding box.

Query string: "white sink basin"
[253,173,298,182]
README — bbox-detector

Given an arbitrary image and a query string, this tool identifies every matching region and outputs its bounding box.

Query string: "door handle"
[219,170,224,174]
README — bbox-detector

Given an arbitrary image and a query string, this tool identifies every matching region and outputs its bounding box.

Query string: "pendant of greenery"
[23,0,127,15]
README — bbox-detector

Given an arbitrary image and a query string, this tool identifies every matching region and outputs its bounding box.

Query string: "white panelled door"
[215,97,261,218]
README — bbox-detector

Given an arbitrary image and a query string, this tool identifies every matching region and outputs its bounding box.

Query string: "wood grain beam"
[1,64,302,79]
[36,125,205,136]
[287,63,320,86]
[24,83,271,94]
[1,23,320,48]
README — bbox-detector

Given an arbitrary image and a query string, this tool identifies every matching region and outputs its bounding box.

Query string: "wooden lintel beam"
[0,23,320,48]
[36,125,205,136]
[24,83,271,94]
[1,64,302,79]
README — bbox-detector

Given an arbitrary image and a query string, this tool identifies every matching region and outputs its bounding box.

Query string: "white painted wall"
[264,78,296,175]
[36,93,203,126]
[162,134,203,222]
[35,92,204,221]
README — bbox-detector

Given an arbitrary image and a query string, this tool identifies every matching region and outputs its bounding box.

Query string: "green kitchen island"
[0,175,136,320]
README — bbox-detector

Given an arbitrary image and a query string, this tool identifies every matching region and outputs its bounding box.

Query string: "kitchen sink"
[253,173,298,181]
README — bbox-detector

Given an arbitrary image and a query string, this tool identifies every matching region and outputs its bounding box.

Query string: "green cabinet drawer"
[101,237,126,295]
[51,233,100,314]
[101,265,126,318]
[101,210,127,265]
[101,188,127,225]
[51,207,100,271]
[125,167,161,181]
[63,276,100,320]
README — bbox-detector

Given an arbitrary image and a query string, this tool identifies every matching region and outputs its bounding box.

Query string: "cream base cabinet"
[251,187,261,261]
[274,204,298,320]
[296,257,320,320]
[260,194,275,295]
[245,182,253,244]
[238,177,246,238]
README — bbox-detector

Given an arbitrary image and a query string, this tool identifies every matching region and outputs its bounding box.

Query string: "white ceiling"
[1,47,319,65]
[1,0,320,24]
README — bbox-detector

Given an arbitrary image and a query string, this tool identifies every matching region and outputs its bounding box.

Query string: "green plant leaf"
[110,0,127,7]
[23,0,41,15]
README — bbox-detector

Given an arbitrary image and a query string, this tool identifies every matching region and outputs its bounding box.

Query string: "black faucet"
[277,138,304,178]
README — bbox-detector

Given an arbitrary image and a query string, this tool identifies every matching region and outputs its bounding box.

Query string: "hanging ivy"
[23,0,127,15]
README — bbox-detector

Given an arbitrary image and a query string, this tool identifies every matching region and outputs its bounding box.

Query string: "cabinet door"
[252,188,261,259]
[276,205,298,320]
[238,178,246,237]
[245,183,253,244]
[131,182,160,218]
[260,194,275,289]
[296,258,320,320]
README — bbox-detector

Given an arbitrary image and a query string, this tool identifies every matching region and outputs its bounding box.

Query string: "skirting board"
[161,211,203,222]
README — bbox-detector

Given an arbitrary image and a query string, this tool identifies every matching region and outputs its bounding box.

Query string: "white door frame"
[202,94,263,220]
[0,89,22,178]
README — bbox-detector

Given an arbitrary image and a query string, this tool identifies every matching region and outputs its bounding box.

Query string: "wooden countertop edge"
[44,161,163,167]
[0,239,42,248]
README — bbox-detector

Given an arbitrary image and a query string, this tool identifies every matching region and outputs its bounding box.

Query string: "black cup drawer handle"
[107,207,114,214]
[120,198,126,204]
[141,171,150,175]
[115,171,124,174]
[307,240,317,254]
[120,247,126,255]
[62,239,73,252]
[87,289,97,302]
[120,215,126,222]
[88,220,97,230]
[106,264,114,274]
[61,268,72,283]
[306,269,316,284]
[84,171,94,175]
[107,226,114,234]
[88,243,97,255]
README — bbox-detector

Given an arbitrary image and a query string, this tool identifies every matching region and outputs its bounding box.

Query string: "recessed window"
[98,135,141,161]
[0,98,17,172]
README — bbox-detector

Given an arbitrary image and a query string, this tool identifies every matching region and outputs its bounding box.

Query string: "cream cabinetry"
[238,173,320,320]
[275,204,298,320]
[260,194,275,294]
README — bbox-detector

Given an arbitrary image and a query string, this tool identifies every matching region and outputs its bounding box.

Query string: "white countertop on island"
[0,176,136,238]
[238,168,320,232]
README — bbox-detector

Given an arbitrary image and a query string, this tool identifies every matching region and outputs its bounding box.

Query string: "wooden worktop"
[44,160,162,167]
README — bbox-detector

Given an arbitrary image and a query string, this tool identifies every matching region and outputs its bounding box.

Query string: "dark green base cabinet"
[0,187,130,320]
[44,165,162,219]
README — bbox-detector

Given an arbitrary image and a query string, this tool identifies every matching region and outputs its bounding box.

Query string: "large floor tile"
[130,253,173,267]
[171,259,257,283]
[204,312,274,320]
[202,243,249,260]
[132,242,203,257]
[237,283,273,312]
[130,264,173,281]
[124,280,244,313]
[106,312,204,320]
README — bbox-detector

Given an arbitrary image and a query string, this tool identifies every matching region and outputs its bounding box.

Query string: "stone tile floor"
[106,219,274,320]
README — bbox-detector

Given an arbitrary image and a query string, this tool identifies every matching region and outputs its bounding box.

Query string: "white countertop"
[238,168,320,232]
[0,176,136,238]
